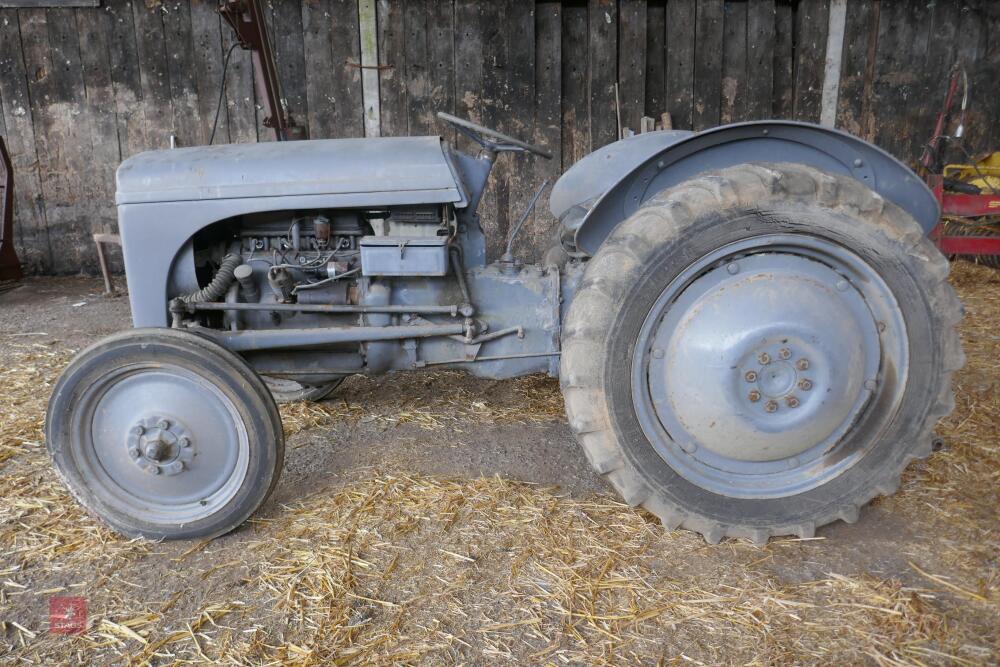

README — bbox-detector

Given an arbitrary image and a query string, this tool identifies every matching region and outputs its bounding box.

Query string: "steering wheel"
[437,112,552,160]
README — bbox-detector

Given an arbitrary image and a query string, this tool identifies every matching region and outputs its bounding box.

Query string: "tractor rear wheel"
[46,328,284,540]
[561,163,963,544]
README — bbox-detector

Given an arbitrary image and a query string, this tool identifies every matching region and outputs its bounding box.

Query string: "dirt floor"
[0,264,998,665]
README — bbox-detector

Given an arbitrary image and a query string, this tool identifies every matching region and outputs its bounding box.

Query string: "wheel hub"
[126,417,193,476]
[632,235,904,498]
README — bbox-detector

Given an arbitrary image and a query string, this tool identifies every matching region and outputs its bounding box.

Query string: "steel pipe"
[203,322,467,352]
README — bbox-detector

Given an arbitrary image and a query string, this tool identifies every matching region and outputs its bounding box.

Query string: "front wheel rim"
[631,233,909,499]
[72,362,251,525]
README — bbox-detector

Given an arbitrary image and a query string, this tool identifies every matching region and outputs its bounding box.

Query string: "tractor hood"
[116,136,467,207]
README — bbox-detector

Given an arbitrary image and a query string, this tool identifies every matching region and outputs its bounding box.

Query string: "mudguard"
[551,121,940,256]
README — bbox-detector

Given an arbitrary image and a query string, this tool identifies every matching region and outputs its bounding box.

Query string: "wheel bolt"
[798,379,812,391]
[796,359,810,371]
[745,370,758,382]
[748,390,761,402]
[156,419,170,430]
[178,436,191,449]
[132,426,145,436]
[779,348,791,360]
[785,396,800,408]
[726,262,740,275]
[764,400,778,413]
[758,352,771,364]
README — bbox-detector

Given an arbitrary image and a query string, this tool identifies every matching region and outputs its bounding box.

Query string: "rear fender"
[556,121,939,256]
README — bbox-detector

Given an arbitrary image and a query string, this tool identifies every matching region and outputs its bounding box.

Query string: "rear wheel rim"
[72,362,251,524]
[631,233,908,499]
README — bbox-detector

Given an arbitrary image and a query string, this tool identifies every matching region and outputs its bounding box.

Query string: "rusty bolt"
[796,359,810,371]
[758,352,771,365]
[798,379,813,391]
[748,390,761,402]
[764,400,778,413]
[745,370,758,382]
[785,396,800,408]
[779,347,791,359]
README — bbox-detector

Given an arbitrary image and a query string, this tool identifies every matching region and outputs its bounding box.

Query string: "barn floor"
[1,264,998,665]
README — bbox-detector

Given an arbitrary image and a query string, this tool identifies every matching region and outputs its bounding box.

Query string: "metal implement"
[219,0,305,141]
[0,137,21,283]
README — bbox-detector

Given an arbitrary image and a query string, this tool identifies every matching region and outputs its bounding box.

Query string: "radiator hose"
[181,253,241,303]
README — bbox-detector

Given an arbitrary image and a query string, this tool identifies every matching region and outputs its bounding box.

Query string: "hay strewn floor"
[1,262,998,665]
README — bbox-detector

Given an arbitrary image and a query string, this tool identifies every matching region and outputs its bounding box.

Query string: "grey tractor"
[46,113,963,545]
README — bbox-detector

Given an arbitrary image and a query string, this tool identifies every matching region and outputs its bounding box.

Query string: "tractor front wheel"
[561,163,963,544]
[46,328,285,540]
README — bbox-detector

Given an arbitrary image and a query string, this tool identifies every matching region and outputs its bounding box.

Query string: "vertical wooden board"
[665,0,695,129]
[377,0,406,137]
[617,0,646,135]
[978,2,1000,152]
[403,0,430,135]
[588,0,617,147]
[692,0,723,130]
[480,0,511,257]
[0,9,50,271]
[870,0,930,159]
[791,0,829,122]
[301,0,336,138]
[532,0,561,260]
[189,0,226,144]
[505,0,537,261]
[916,0,959,151]
[771,0,793,118]
[161,1,203,147]
[721,0,747,124]
[834,0,874,136]
[131,0,175,150]
[220,6,257,143]
[561,1,588,168]
[453,0,482,152]
[270,0,308,137]
[104,0,148,156]
[745,0,774,120]
[328,0,363,138]
[74,7,121,242]
[358,0,380,136]
[956,1,992,155]
[37,8,99,272]
[426,0,454,132]
[645,0,666,120]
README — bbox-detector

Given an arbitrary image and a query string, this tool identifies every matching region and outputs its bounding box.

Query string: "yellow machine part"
[944,151,1000,191]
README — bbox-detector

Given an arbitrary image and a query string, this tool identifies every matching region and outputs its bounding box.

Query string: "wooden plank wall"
[0,0,998,273]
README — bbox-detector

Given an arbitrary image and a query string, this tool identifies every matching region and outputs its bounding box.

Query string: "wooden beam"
[820,0,847,127]
[358,0,379,137]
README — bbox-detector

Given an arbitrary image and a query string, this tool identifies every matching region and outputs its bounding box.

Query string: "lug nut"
[764,400,778,413]
[785,396,800,408]
[156,419,170,430]
[132,426,145,436]
[798,379,812,391]
[748,390,761,402]
[796,359,810,371]
[779,348,791,360]
[745,370,758,383]
[758,352,771,364]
